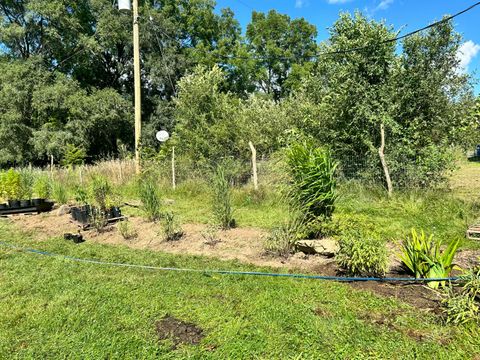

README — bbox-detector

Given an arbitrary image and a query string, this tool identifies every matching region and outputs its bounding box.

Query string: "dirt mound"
[156,316,204,348]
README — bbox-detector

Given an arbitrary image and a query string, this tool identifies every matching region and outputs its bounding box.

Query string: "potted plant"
[32,175,50,206]
[4,169,22,208]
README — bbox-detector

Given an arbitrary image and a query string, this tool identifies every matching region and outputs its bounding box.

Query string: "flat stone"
[296,239,338,257]
[57,205,71,216]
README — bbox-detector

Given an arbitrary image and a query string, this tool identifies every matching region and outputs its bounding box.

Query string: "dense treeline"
[0,1,478,187]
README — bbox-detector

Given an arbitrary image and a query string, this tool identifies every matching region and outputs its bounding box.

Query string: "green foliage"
[89,176,111,212]
[118,220,138,241]
[442,290,479,325]
[19,169,34,200]
[1,169,22,200]
[161,212,184,241]
[336,231,388,277]
[73,186,89,205]
[33,175,51,199]
[61,144,86,168]
[138,177,162,222]
[212,165,235,229]
[400,229,460,289]
[51,181,68,204]
[286,142,337,230]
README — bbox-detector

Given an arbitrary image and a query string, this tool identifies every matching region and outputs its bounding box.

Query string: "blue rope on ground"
[0,241,459,283]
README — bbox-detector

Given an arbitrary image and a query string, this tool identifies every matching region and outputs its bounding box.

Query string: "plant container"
[111,207,122,218]
[32,198,45,206]
[0,203,7,210]
[20,200,32,208]
[8,200,21,208]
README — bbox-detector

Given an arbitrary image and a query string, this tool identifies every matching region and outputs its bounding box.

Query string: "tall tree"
[246,10,317,100]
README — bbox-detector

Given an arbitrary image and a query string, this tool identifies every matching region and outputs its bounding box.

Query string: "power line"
[210,1,480,61]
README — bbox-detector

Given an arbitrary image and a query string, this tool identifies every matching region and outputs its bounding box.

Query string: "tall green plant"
[2,169,22,200]
[33,175,51,199]
[89,176,111,212]
[400,229,460,289]
[138,177,162,222]
[212,165,235,229]
[286,142,337,227]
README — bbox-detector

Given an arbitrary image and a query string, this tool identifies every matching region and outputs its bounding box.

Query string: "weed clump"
[118,220,138,241]
[162,212,184,241]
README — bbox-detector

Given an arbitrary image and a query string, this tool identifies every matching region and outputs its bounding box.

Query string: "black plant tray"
[0,201,54,216]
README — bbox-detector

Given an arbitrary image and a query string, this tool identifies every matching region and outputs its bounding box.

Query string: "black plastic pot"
[77,211,89,224]
[71,207,80,221]
[8,200,21,208]
[32,198,45,206]
[0,203,7,210]
[108,206,122,219]
[20,200,32,208]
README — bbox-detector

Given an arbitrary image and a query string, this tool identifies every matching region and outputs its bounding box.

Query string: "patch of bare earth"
[8,212,334,272]
[155,316,204,348]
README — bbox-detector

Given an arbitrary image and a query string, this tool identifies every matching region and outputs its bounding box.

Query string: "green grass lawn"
[1,223,478,359]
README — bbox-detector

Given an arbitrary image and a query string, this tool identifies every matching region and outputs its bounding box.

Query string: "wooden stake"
[249,141,258,191]
[378,123,393,197]
[171,146,176,190]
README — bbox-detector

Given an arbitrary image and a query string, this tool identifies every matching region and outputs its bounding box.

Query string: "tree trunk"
[378,123,393,197]
[248,141,258,191]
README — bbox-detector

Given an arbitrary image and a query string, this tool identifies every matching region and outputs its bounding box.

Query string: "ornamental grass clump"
[285,142,337,236]
[138,177,162,222]
[212,165,235,229]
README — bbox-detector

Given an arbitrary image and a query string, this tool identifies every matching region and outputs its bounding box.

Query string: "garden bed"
[8,212,480,313]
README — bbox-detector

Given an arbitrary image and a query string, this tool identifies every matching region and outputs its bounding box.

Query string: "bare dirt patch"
[155,316,204,348]
[9,212,334,272]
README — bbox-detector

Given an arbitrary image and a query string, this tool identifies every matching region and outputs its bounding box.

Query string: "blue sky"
[215,0,480,94]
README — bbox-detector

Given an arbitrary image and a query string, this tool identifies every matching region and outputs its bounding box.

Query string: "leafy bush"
[73,186,89,205]
[336,231,388,277]
[89,175,111,211]
[400,229,460,289]
[138,177,162,222]
[118,220,138,241]
[2,169,22,200]
[162,212,184,241]
[33,175,51,199]
[212,165,235,229]
[286,142,337,234]
[51,181,68,204]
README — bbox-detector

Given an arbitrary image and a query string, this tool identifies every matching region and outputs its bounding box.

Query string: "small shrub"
[73,186,89,205]
[443,289,479,325]
[212,165,235,229]
[264,216,306,257]
[162,212,184,241]
[118,220,138,240]
[2,169,22,200]
[89,175,111,211]
[19,169,34,200]
[201,226,221,246]
[138,177,162,222]
[33,175,51,199]
[89,207,108,233]
[336,231,388,277]
[51,181,68,204]
[400,229,460,289]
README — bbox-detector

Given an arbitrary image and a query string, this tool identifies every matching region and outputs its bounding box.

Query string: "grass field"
[1,223,479,359]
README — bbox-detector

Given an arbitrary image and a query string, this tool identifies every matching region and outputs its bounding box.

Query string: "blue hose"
[0,241,459,283]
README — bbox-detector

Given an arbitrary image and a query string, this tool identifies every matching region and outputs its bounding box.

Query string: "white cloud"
[295,0,309,8]
[327,0,352,4]
[457,40,480,73]
[376,0,394,11]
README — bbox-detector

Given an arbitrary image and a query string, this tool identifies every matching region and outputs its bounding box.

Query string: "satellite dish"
[156,130,170,142]
[118,0,131,11]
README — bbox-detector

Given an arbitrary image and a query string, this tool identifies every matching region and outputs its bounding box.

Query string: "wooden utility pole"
[171,146,176,190]
[133,0,142,174]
